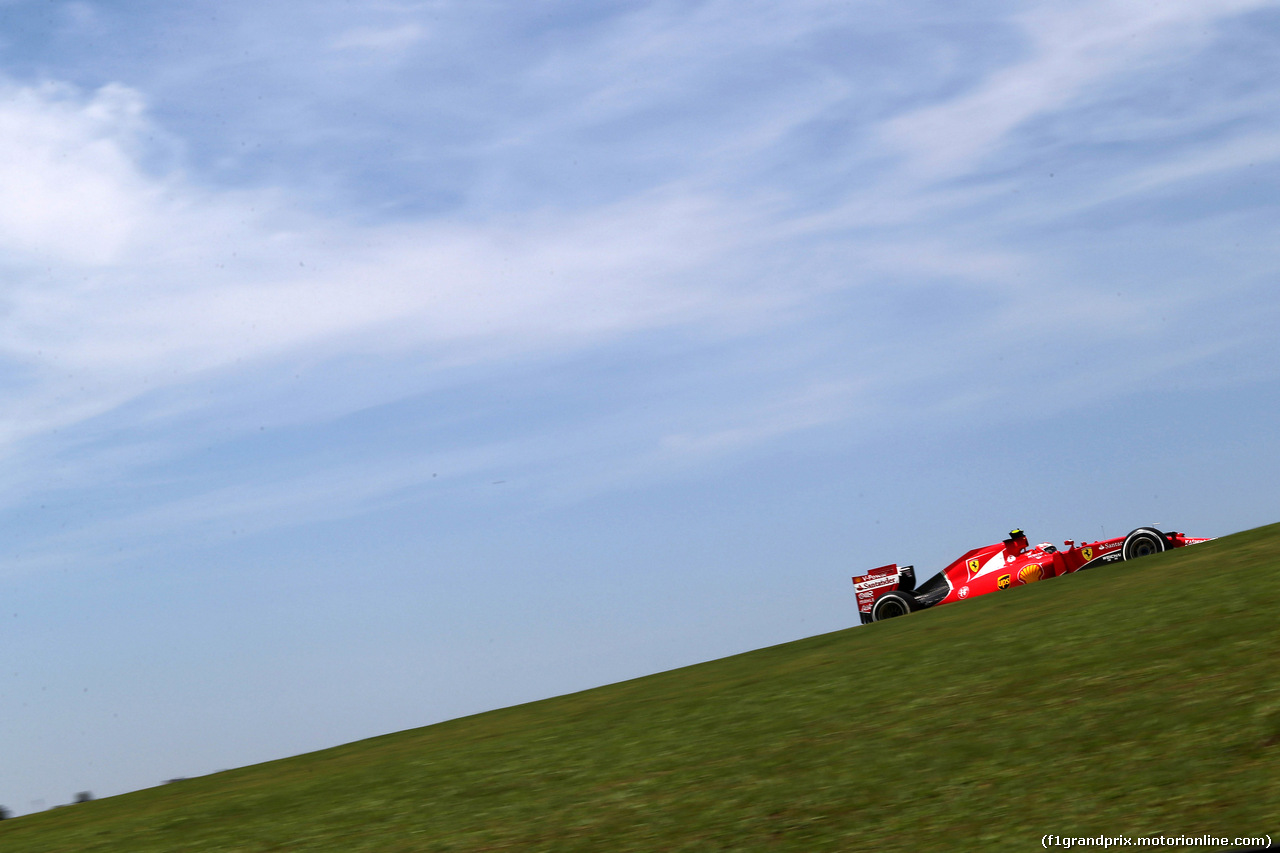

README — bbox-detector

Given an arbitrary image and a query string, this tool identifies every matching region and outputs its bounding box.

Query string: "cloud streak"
[0,80,794,455]
[882,0,1273,181]
[0,0,1277,527]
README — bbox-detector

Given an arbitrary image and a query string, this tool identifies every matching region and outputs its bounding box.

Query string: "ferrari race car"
[854,526,1211,624]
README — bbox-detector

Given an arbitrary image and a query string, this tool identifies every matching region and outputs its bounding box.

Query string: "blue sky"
[2,0,1279,814]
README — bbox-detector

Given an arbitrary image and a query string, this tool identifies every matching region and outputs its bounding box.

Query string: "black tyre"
[1122,527,1167,561]
[871,591,917,622]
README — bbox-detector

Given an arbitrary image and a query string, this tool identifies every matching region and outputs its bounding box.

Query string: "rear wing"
[852,563,915,623]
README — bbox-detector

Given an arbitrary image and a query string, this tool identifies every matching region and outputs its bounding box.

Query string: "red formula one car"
[853,526,1211,623]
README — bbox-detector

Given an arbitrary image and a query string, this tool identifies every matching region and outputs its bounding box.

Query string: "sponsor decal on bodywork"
[1081,547,1093,561]
[1079,551,1124,569]
[997,574,1011,590]
[958,586,970,598]
[855,574,900,591]
[967,558,981,574]
[1019,564,1042,584]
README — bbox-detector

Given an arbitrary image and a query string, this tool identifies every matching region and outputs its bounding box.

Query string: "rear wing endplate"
[852,563,914,615]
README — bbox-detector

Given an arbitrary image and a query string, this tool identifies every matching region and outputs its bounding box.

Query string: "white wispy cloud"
[0,82,160,264]
[1,0,1277,532]
[881,0,1274,181]
[0,79,791,458]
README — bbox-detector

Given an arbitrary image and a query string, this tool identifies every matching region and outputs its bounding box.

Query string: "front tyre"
[871,591,917,622]
[1122,527,1167,561]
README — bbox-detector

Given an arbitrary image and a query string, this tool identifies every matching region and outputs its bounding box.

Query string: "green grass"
[5,524,1279,852]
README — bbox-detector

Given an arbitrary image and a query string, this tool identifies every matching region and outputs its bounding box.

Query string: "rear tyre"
[1122,527,1167,561]
[871,591,917,622]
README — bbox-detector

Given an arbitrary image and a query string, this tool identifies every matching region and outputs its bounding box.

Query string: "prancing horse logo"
[967,558,981,574]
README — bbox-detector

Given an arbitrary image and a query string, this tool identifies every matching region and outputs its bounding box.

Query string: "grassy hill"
[4,523,1278,852]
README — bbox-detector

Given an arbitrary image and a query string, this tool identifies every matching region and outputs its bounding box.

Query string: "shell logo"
[958,586,970,599]
[1019,563,1042,584]
[997,574,1011,590]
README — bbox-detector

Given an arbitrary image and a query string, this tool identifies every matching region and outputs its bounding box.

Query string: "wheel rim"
[877,598,908,619]
[1127,532,1163,559]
